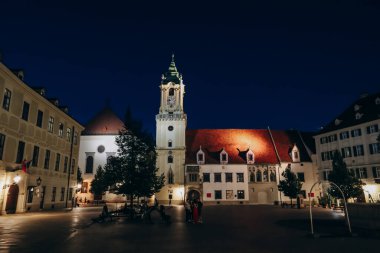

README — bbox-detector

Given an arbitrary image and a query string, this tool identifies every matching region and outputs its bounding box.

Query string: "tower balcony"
[156,114,187,121]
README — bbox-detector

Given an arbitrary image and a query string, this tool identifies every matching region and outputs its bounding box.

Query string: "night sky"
[1,0,379,135]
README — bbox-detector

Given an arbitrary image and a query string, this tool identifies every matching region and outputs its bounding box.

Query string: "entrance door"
[5,184,19,214]
[40,186,46,209]
[258,191,268,204]
[187,190,200,201]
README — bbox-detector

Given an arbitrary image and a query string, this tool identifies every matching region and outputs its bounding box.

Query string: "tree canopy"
[328,151,363,200]
[278,164,303,205]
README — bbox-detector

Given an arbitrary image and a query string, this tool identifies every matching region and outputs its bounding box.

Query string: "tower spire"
[162,54,181,84]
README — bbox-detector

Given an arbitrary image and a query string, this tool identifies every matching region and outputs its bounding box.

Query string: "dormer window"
[246,149,255,164]
[197,147,205,164]
[220,149,228,164]
[355,112,363,120]
[291,145,300,163]
[354,104,361,111]
[376,97,380,105]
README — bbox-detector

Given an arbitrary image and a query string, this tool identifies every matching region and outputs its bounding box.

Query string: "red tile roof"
[185,129,313,164]
[82,107,124,135]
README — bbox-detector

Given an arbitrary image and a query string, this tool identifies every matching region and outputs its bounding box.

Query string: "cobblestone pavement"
[0,205,378,253]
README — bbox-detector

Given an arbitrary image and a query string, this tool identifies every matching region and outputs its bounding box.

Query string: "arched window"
[168,140,172,148]
[169,88,175,96]
[270,171,276,182]
[168,169,174,184]
[263,169,268,182]
[250,171,255,182]
[256,170,262,182]
[168,155,173,163]
[85,156,94,174]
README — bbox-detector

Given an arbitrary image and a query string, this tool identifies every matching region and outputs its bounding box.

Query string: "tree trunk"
[290,198,293,207]
[129,194,134,219]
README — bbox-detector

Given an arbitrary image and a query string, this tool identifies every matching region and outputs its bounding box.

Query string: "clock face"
[167,96,176,106]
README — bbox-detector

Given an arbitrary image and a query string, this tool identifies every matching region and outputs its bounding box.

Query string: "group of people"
[185,198,203,224]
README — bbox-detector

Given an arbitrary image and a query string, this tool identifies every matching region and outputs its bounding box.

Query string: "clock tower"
[155,55,187,204]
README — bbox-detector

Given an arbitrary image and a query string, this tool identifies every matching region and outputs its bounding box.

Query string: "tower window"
[168,140,172,148]
[168,168,174,184]
[168,155,173,163]
[168,126,174,131]
[85,156,94,174]
[169,88,175,96]
[2,88,12,111]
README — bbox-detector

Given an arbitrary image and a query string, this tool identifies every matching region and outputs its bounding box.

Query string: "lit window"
[48,116,54,133]
[2,88,11,111]
[226,190,234,199]
[58,123,64,137]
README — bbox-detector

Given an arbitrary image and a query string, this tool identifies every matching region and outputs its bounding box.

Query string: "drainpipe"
[65,126,75,208]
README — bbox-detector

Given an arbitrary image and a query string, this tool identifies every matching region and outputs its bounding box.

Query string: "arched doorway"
[6,184,19,214]
[187,189,200,201]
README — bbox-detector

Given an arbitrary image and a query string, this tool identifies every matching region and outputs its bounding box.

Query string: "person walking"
[192,199,199,224]
[197,199,203,223]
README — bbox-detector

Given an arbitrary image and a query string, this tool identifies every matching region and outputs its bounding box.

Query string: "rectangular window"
[71,158,75,174]
[48,116,54,133]
[2,88,11,111]
[214,173,222,182]
[73,132,78,145]
[68,188,73,201]
[51,187,56,202]
[21,102,30,121]
[197,153,204,162]
[16,141,25,163]
[372,167,380,178]
[36,110,43,128]
[320,137,327,144]
[64,156,68,173]
[60,187,65,201]
[236,173,244,182]
[225,173,233,182]
[358,168,368,179]
[203,173,210,182]
[27,186,34,203]
[353,145,364,157]
[215,190,222,200]
[328,134,337,142]
[32,146,39,167]
[339,131,349,140]
[369,143,380,155]
[44,150,50,169]
[221,153,227,161]
[58,123,64,137]
[323,171,330,181]
[67,128,71,142]
[0,133,5,160]
[55,153,61,171]
[297,172,305,182]
[366,124,379,134]
[188,173,198,182]
[351,128,362,137]
[237,190,245,199]
[341,147,352,158]
[226,190,234,199]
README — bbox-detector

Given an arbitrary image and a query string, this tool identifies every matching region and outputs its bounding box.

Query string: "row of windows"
[320,124,379,144]
[214,190,245,200]
[321,143,379,161]
[27,186,73,204]
[322,166,380,180]
[85,152,116,174]
[2,88,78,144]
[201,172,245,183]
[5,138,75,173]
[249,170,277,182]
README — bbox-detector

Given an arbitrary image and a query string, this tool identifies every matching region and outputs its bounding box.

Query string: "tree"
[102,107,165,210]
[278,164,303,206]
[90,165,108,198]
[328,151,363,200]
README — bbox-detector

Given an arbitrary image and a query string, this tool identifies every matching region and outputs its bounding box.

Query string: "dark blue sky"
[1,0,379,134]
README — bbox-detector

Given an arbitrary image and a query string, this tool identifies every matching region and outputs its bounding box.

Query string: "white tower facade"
[155,55,187,204]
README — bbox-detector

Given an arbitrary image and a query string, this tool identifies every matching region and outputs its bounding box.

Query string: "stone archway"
[187,189,201,202]
[6,184,19,214]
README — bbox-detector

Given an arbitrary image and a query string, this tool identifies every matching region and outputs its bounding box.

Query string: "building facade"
[314,93,380,203]
[0,60,83,214]
[155,56,319,205]
[77,107,125,203]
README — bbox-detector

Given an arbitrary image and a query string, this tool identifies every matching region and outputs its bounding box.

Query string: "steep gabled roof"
[185,129,315,165]
[82,107,124,135]
[319,92,380,134]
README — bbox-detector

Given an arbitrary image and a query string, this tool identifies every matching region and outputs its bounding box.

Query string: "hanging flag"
[22,159,32,173]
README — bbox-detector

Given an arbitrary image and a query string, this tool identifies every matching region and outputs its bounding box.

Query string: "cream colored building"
[314,93,380,202]
[0,60,83,214]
